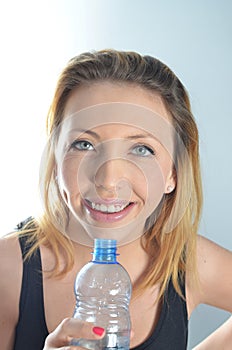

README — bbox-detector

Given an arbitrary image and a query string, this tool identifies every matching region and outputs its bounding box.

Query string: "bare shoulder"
[187,235,232,316]
[0,233,23,278]
[196,235,232,287]
[197,234,231,258]
[0,233,23,348]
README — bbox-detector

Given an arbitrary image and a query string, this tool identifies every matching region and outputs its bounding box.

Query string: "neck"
[116,237,151,286]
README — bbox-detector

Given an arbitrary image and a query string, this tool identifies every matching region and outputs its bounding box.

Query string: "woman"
[0,49,231,349]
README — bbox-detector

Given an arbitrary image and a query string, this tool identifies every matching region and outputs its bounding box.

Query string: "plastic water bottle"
[71,239,132,349]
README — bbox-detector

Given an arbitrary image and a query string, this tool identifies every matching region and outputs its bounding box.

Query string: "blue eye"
[70,140,94,151]
[131,145,155,157]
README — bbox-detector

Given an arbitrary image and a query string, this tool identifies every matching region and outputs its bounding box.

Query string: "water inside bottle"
[71,330,130,350]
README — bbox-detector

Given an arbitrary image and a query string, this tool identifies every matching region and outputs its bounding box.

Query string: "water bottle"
[71,238,132,349]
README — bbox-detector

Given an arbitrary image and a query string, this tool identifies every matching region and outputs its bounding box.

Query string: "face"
[54,82,176,245]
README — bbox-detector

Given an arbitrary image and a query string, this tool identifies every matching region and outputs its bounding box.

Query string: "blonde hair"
[21,49,202,299]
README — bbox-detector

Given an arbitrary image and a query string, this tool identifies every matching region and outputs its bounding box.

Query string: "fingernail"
[92,326,105,336]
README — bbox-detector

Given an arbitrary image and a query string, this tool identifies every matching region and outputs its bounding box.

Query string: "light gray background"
[0,1,231,349]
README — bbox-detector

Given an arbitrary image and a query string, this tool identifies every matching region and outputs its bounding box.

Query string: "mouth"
[82,199,136,223]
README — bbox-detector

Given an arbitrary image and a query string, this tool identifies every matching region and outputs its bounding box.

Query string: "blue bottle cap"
[94,239,117,249]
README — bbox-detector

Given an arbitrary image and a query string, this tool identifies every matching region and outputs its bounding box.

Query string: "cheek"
[135,161,166,205]
[147,166,166,197]
[58,158,82,197]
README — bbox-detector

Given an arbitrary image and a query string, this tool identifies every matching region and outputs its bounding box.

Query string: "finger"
[48,347,87,350]
[52,347,87,350]
[44,318,105,348]
[130,328,135,339]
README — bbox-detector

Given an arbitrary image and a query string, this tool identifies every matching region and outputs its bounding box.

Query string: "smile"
[89,201,129,213]
[83,199,136,223]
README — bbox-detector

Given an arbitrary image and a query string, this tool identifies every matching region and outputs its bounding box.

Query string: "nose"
[94,159,128,197]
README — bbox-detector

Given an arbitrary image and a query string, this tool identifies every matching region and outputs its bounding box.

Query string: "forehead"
[64,81,171,122]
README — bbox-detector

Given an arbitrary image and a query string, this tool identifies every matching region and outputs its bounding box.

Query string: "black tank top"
[14,235,188,350]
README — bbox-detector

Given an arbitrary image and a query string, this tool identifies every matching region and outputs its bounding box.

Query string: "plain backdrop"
[0,1,231,348]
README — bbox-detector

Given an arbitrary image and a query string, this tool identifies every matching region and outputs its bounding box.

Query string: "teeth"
[100,204,107,212]
[90,201,128,213]
[108,204,115,213]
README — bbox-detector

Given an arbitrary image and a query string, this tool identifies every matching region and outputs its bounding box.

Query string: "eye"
[131,144,155,157]
[70,140,94,151]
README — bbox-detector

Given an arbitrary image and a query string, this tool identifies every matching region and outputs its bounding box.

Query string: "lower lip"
[82,200,136,223]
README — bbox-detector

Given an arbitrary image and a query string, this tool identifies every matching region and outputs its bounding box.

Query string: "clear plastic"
[71,239,132,349]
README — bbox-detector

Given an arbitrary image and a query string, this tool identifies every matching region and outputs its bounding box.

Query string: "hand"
[43,317,105,349]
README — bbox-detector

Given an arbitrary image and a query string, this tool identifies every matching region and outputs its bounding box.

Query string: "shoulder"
[196,234,232,269]
[196,235,232,295]
[0,233,23,326]
[186,235,232,316]
[0,232,23,280]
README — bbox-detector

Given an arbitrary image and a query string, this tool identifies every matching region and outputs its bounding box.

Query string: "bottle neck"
[92,247,118,263]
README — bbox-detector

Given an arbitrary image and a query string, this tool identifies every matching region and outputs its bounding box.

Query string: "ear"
[164,170,176,194]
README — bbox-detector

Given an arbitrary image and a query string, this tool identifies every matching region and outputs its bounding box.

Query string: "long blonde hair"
[22,49,202,299]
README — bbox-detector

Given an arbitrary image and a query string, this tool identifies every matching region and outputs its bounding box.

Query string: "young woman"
[0,50,231,350]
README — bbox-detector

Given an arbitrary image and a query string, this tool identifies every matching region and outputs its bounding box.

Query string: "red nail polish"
[93,326,105,336]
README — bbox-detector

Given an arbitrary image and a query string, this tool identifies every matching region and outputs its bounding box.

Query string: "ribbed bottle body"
[72,240,132,349]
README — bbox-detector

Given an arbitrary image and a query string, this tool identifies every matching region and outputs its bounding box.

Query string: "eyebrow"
[75,129,152,140]
[71,128,101,140]
[125,133,152,139]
